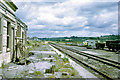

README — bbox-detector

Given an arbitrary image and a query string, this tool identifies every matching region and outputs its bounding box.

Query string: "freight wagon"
[95,43,105,50]
[106,40,120,52]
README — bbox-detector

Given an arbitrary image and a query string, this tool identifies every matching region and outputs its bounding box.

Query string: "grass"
[62,57,69,63]
[71,71,75,76]
[55,59,70,68]
[34,70,42,75]
[59,68,77,76]
[38,55,43,59]
[51,65,56,69]
[55,68,59,72]
[22,70,28,74]
[59,68,71,73]
[47,75,55,78]
[27,40,52,51]
[54,58,80,77]
[26,40,81,78]
[51,49,54,51]
[27,40,41,47]
[49,54,51,58]
[27,41,32,46]
[26,48,32,56]
[1,62,7,69]
[70,66,74,69]
[58,54,61,57]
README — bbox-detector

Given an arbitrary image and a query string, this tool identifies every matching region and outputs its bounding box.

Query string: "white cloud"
[91,10,118,27]
[15,0,118,38]
[28,25,45,29]
[54,31,59,33]
[84,26,90,29]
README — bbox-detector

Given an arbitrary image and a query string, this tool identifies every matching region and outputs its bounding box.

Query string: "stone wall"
[0,0,27,67]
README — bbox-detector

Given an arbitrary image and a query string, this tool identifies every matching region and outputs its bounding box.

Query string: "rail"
[49,42,119,79]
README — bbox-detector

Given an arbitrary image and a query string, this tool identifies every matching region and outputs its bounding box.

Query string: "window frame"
[17,24,21,37]
[7,21,11,52]
[0,18,2,52]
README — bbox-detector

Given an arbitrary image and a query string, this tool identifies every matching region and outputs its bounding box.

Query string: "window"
[0,19,2,52]
[7,22,11,49]
[22,32,24,43]
[17,24,21,37]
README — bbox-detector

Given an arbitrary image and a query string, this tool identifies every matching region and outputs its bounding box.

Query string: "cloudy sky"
[12,0,118,38]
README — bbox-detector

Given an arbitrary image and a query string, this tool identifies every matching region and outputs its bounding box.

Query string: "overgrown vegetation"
[27,40,51,51]
[34,71,42,75]
[47,75,55,78]
[1,62,8,69]
[62,57,69,63]
[54,58,80,78]
[58,54,61,57]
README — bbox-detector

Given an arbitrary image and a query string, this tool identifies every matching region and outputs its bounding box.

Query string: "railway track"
[52,43,120,69]
[49,42,119,80]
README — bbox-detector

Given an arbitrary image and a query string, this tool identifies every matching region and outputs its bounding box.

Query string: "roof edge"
[4,0,18,11]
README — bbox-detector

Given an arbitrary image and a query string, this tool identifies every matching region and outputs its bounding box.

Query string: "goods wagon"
[96,43,105,50]
[106,40,120,51]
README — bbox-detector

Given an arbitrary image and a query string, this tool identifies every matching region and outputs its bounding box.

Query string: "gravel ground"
[0,43,81,78]
[58,44,119,78]
[61,45,119,62]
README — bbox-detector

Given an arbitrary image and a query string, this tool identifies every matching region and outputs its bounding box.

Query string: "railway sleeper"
[51,44,114,79]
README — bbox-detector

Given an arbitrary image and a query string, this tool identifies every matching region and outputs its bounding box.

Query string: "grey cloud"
[15,1,118,38]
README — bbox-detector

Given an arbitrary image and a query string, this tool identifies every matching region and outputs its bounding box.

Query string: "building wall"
[0,0,27,67]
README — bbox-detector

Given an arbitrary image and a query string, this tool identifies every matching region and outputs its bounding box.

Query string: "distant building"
[0,0,27,67]
[65,39,72,41]
[33,38,39,41]
[83,40,98,48]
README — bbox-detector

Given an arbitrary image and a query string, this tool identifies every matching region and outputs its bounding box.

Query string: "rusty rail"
[49,42,119,80]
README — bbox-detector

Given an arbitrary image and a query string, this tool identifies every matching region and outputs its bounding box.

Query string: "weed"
[59,68,71,73]
[51,50,54,51]
[34,71,42,75]
[38,55,42,59]
[21,70,28,75]
[27,41,32,46]
[55,68,59,72]
[51,65,56,69]
[47,75,55,78]
[58,54,61,57]
[70,66,74,70]
[45,68,54,74]
[71,71,75,76]
[49,54,51,58]
[62,57,69,63]
[1,62,6,69]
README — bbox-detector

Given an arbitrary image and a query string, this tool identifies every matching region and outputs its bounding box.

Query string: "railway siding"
[59,44,120,68]
[49,43,119,79]
[49,44,98,78]
[63,44,119,62]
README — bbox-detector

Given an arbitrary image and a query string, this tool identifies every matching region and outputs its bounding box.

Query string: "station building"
[0,0,27,67]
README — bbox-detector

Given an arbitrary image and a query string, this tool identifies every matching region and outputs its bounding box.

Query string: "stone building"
[0,0,27,67]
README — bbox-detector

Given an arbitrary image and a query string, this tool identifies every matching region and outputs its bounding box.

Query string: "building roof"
[4,0,18,11]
